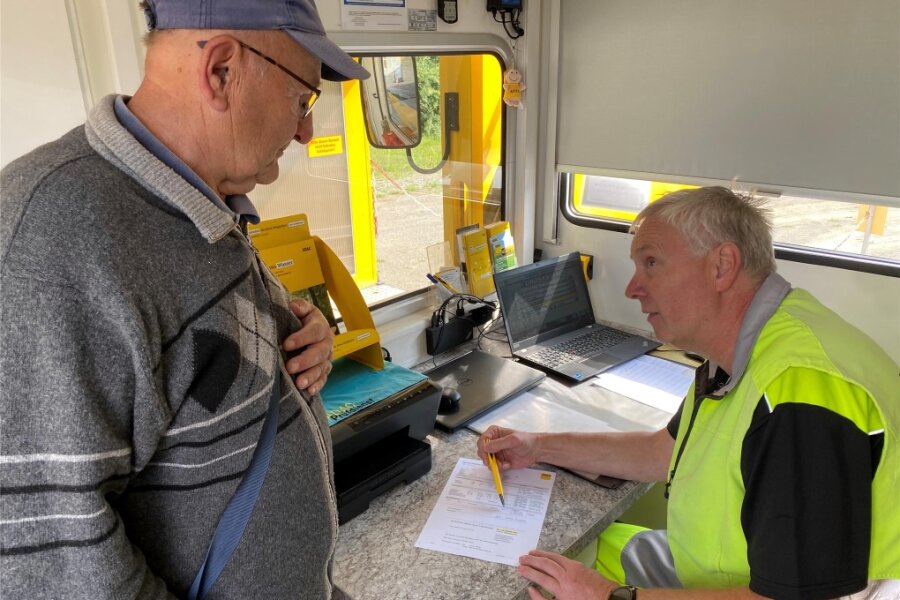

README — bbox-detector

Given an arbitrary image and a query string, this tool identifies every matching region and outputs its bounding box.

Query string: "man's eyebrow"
[631,243,654,256]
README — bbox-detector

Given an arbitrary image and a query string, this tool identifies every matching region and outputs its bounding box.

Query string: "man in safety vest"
[478,186,899,600]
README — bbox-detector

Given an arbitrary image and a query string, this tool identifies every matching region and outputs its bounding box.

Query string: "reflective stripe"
[596,524,680,588]
[596,523,645,584]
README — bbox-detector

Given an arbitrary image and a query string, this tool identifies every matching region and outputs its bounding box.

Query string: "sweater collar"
[84,95,236,243]
[112,97,260,226]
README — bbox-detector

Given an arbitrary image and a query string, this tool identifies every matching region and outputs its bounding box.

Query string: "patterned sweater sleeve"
[1,276,176,599]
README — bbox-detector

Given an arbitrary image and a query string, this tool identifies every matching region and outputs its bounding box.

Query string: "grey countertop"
[333,426,652,600]
[332,337,688,599]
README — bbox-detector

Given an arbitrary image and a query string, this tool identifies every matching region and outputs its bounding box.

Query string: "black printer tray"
[334,431,431,524]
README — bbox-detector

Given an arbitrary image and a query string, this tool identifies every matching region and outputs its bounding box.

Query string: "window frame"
[558,172,900,278]
[334,37,512,308]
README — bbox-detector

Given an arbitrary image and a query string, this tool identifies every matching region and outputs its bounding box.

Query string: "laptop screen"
[493,252,595,350]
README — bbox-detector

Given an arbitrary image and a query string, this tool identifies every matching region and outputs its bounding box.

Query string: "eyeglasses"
[197,39,322,119]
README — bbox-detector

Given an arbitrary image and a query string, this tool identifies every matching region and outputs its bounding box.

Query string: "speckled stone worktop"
[332,338,687,599]
[332,425,652,600]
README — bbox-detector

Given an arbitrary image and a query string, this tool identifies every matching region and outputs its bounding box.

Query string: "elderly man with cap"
[0,0,368,597]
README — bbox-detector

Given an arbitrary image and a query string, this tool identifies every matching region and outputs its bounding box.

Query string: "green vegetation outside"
[370,139,443,196]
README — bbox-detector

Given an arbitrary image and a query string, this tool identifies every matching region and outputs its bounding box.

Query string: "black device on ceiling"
[438,0,458,24]
[487,0,521,9]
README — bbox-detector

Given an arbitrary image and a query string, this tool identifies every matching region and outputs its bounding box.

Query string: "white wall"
[0,2,86,168]
[0,0,145,169]
[318,0,511,35]
[776,260,900,363]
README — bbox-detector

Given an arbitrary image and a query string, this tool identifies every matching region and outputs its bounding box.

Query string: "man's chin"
[257,165,280,185]
[646,315,670,342]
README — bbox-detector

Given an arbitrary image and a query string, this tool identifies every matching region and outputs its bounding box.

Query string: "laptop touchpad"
[582,355,617,370]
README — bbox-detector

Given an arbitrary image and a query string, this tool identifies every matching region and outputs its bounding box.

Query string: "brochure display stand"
[248,214,384,370]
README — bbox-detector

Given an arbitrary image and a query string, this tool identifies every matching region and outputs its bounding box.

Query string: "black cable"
[428,293,479,359]
[491,8,524,40]
[429,312,508,367]
[406,100,452,174]
[476,316,509,348]
[480,323,509,342]
[431,293,496,327]
[428,293,499,358]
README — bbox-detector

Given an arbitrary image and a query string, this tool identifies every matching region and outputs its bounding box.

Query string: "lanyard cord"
[664,361,729,499]
[664,395,704,499]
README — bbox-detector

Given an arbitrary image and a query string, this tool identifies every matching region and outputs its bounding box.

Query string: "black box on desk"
[334,432,432,524]
[323,358,441,523]
[425,317,474,355]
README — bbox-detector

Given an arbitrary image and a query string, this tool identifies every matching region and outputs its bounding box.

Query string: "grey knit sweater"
[1,96,340,598]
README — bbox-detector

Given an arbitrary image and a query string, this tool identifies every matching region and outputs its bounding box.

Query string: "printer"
[324,358,441,523]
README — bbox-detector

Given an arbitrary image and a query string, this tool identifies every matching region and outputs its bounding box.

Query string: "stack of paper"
[467,391,619,435]
[591,355,694,414]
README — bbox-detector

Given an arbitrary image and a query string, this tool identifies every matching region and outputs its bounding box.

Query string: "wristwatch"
[609,585,638,599]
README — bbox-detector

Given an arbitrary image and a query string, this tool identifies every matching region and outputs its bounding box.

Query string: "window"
[248,52,506,307]
[562,173,900,274]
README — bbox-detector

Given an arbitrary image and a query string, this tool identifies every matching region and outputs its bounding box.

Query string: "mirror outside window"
[359,56,422,149]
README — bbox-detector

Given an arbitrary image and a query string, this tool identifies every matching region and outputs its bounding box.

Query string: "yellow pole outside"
[439,54,503,261]
[341,79,378,287]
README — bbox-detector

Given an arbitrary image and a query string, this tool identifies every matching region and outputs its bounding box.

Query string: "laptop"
[425,350,545,432]
[493,252,661,382]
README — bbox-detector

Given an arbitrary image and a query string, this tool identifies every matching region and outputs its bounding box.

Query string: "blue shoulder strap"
[188,376,282,600]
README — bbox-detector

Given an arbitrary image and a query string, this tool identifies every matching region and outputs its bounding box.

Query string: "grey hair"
[630,186,777,281]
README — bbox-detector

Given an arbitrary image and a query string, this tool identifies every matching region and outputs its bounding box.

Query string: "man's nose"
[294,116,314,145]
[625,272,643,299]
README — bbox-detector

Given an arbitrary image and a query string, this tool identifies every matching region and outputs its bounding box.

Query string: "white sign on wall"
[341,0,437,32]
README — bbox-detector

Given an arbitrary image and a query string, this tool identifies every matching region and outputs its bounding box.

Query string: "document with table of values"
[415,458,556,566]
[591,354,694,414]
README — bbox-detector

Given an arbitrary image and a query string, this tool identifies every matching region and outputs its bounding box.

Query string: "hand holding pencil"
[478,425,544,507]
[477,425,540,471]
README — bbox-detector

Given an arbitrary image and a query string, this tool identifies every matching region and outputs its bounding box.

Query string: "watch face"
[610,586,636,600]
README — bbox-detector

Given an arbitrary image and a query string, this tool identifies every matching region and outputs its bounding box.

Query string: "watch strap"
[609,584,638,600]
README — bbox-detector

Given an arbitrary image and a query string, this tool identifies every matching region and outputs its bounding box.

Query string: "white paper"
[341,0,406,30]
[415,458,556,566]
[467,389,619,435]
[592,355,693,414]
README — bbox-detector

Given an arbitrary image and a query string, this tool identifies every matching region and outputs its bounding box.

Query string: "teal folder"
[321,358,427,426]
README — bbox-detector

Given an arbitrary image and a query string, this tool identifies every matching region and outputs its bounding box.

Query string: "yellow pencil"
[433,273,461,295]
[487,453,505,506]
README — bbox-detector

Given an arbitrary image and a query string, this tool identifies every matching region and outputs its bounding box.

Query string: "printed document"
[415,458,556,566]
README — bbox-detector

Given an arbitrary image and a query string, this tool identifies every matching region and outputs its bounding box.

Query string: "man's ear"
[713,242,742,292]
[197,36,240,112]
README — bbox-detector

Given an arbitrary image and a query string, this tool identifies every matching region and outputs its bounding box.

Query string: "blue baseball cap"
[144,0,369,81]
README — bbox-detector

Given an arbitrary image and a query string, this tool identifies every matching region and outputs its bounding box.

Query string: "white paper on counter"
[415,458,556,566]
[592,355,693,414]
[467,389,619,435]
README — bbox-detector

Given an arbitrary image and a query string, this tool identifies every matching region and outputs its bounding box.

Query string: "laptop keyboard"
[530,327,631,367]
